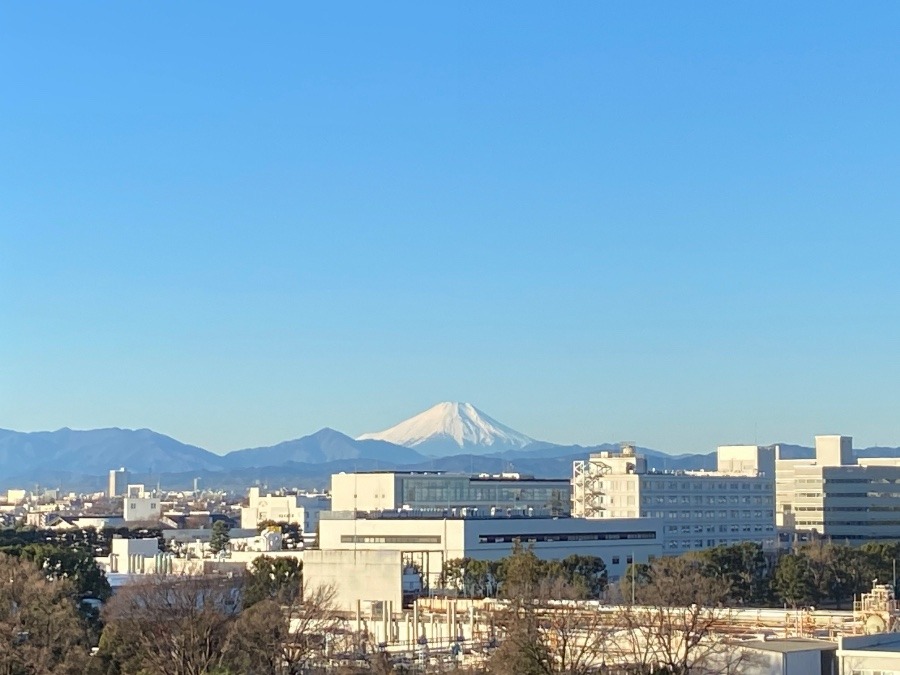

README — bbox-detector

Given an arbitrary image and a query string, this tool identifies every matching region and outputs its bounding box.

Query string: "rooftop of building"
[736,637,837,653]
[586,463,769,479]
[656,469,767,478]
[336,470,568,482]
[321,507,568,521]
[839,633,900,652]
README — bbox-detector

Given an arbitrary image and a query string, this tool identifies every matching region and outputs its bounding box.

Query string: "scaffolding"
[572,457,612,518]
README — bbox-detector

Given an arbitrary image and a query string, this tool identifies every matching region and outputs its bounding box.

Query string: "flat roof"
[737,638,837,654]
[344,471,568,482]
[841,635,900,653]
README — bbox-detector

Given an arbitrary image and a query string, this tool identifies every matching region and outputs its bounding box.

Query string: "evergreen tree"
[243,555,303,608]
[773,552,816,608]
[209,520,231,555]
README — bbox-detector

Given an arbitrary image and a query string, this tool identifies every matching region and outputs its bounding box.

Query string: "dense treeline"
[440,553,608,599]
[624,540,900,609]
[437,540,900,611]
[0,525,165,557]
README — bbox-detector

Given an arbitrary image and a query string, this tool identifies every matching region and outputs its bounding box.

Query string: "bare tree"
[489,545,615,675]
[539,578,617,675]
[614,556,752,674]
[224,582,349,675]
[0,553,90,674]
[99,574,241,675]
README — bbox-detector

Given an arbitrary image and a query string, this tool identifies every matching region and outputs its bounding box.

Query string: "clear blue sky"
[3,3,899,454]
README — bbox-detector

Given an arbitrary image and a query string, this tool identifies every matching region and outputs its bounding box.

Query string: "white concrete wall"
[241,493,331,532]
[717,445,775,477]
[331,473,398,512]
[838,631,900,674]
[303,549,403,612]
[6,489,26,504]
[230,531,282,552]
[318,515,464,556]
[708,647,783,674]
[112,537,159,558]
[815,435,853,467]
[124,496,162,522]
[318,515,663,584]
[108,469,129,498]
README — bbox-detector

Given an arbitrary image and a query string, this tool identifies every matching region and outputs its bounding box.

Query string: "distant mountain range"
[2,402,897,491]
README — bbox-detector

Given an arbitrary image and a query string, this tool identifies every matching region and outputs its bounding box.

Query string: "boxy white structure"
[572,444,777,552]
[123,485,162,523]
[318,510,662,586]
[240,488,330,543]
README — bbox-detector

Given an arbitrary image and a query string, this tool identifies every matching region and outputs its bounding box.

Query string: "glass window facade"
[397,476,571,514]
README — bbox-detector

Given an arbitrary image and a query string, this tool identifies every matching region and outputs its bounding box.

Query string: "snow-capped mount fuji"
[357,402,536,456]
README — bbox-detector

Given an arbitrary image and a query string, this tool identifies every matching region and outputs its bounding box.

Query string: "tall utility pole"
[631,550,636,605]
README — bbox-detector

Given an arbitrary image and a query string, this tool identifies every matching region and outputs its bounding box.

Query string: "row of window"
[665,524,774,534]
[639,481,769,491]
[399,478,568,506]
[823,520,900,527]
[642,495,771,505]
[824,492,900,499]
[477,531,657,544]
[664,537,775,550]
[640,510,773,519]
[340,535,442,544]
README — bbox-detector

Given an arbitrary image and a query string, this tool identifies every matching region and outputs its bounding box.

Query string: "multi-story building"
[330,471,571,515]
[108,467,129,498]
[4,488,27,504]
[240,488,330,543]
[318,509,662,585]
[572,444,777,553]
[321,470,644,585]
[123,484,162,523]
[777,435,900,543]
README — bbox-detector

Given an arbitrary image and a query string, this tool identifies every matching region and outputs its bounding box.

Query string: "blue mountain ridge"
[0,426,893,491]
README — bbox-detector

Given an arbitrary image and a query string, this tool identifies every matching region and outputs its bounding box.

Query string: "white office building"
[240,488,330,543]
[108,467,129,498]
[123,484,162,523]
[330,471,571,515]
[318,510,662,586]
[777,435,900,542]
[572,444,777,552]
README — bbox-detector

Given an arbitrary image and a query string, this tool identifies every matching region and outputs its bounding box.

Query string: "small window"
[612,556,620,565]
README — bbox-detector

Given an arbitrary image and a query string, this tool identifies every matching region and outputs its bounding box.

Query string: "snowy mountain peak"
[357,402,535,456]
